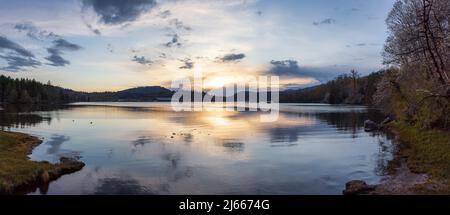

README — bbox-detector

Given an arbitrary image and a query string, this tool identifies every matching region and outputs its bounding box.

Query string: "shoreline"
[344,122,450,195]
[0,130,85,194]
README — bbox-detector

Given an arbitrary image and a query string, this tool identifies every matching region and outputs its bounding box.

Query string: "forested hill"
[280,69,388,105]
[0,75,87,104]
[86,86,173,102]
[0,75,174,104]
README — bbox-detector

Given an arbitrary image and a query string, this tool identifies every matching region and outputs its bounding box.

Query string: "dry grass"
[0,131,84,194]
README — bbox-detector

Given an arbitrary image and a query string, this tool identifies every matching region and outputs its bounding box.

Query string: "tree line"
[283,0,449,130]
[374,0,449,129]
[0,75,87,104]
[280,69,387,105]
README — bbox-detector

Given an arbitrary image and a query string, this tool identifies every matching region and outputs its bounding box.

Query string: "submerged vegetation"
[0,131,84,194]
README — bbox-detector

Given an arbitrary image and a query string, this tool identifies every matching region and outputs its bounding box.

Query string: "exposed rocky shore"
[343,119,449,195]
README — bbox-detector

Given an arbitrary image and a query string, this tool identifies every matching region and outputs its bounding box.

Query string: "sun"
[203,76,235,89]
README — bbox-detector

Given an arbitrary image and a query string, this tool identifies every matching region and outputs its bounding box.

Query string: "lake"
[0,102,395,195]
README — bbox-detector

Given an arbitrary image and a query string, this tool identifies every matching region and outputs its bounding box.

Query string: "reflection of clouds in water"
[46,134,70,154]
[45,134,81,159]
[92,151,194,194]
[162,152,194,182]
[94,178,155,195]
[22,104,395,194]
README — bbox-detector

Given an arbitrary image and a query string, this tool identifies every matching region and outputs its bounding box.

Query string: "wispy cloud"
[179,58,194,69]
[132,55,152,65]
[0,36,35,58]
[84,21,102,35]
[0,36,41,72]
[45,39,82,67]
[313,18,336,26]
[164,33,182,48]
[217,53,246,63]
[14,22,58,40]
[45,48,70,66]
[158,10,172,19]
[168,18,192,31]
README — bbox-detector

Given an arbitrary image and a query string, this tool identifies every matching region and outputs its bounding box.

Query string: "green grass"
[390,122,450,184]
[0,131,84,193]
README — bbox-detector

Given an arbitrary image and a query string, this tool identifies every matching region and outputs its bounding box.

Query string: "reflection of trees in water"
[0,113,50,129]
[313,109,385,133]
[269,126,303,144]
[267,110,397,177]
[1,104,67,113]
[94,178,155,195]
[373,130,397,176]
[0,104,68,129]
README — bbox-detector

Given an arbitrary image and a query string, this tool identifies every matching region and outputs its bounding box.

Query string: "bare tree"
[377,0,450,128]
[384,0,450,89]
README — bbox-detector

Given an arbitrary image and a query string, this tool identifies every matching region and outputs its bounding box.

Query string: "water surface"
[1,103,394,194]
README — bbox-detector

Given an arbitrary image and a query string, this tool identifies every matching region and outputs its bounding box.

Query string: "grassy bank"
[389,122,450,193]
[0,131,84,194]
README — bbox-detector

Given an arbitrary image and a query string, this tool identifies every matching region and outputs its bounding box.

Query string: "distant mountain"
[117,86,171,95]
[86,86,173,102]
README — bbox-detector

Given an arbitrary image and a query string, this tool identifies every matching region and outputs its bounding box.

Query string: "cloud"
[0,55,41,72]
[158,10,172,19]
[132,55,152,65]
[52,39,82,51]
[0,36,40,72]
[159,53,167,59]
[164,33,182,47]
[82,0,157,25]
[45,39,82,67]
[356,43,366,46]
[45,48,70,66]
[0,36,35,58]
[217,53,245,62]
[179,58,193,69]
[267,60,331,82]
[14,22,59,40]
[84,21,102,35]
[313,18,336,26]
[168,18,192,31]
[107,43,114,53]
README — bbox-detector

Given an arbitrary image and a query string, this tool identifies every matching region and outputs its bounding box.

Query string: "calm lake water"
[1,103,395,195]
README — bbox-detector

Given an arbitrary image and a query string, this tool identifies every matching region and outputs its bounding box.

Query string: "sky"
[0,0,396,92]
